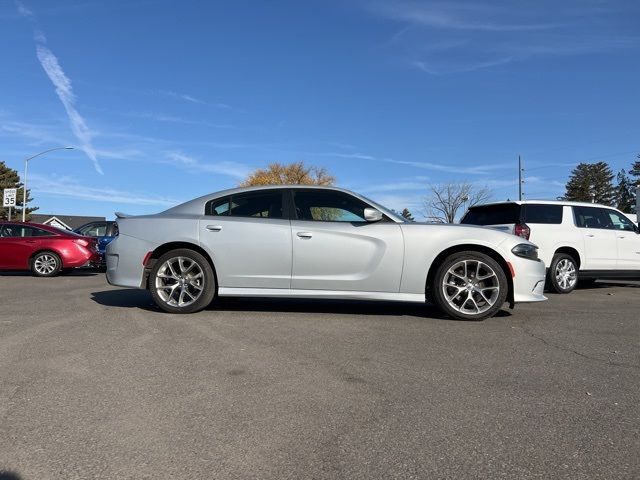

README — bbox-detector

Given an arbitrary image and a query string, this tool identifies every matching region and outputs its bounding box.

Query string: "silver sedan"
[106,185,546,320]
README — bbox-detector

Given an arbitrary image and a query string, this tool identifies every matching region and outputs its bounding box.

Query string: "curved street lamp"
[22,146,74,222]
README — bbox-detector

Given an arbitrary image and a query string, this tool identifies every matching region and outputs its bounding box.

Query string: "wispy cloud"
[159,90,205,105]
[362,0,639,74]
[165,151,250,179]
[17,1,103,174]
[29,174,180,207]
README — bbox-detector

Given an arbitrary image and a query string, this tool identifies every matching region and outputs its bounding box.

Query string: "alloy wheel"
[34,254,58,275]
[555,258,577,290]
[154,256,205,308]
[441,259,500,315]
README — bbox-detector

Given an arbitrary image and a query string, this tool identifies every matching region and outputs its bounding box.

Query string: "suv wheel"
[548,253,578,294]
[31,251,62,277]
[149,249,216,314]
[431,251,508,321]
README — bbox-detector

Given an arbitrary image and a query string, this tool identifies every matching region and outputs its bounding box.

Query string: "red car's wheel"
[31,251,62,277]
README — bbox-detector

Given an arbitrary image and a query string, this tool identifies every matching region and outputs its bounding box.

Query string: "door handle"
[586,234,595,237]
[296,231,313,239]
[206,225,223,232]
[618,236,625,239]
[25,240,37,244]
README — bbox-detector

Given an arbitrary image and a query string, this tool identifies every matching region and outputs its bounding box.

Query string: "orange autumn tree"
[240,161,335,187]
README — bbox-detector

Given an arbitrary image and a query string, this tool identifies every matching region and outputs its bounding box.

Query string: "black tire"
[30,251,62,277]
[149,248,216,314]
[430,251,508,321]
[547,253,578,294]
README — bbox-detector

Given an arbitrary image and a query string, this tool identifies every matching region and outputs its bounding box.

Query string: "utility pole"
[518,155,524,201]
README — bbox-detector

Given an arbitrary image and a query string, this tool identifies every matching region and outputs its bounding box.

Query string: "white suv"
[461,200,640,293]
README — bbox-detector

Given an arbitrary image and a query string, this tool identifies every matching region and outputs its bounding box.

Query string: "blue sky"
[1,0,639,219]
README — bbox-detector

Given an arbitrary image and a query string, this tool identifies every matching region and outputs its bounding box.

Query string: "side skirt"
[217,287,426,303]
[578,270,640,280]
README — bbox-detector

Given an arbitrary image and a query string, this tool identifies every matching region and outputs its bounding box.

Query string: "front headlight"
[511,243,539,261]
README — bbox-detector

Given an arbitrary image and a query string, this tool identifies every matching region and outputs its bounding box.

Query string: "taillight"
[514,223,531,240]
[73,238,89,247]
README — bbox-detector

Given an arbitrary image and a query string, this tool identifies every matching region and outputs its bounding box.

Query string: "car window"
[573,206,613,229]
[523,204,563,224]
[206,197,231,216]
[461,204,520,225]
[293,190,371,222]
[606,210,637,232]
[0,225,55,237]
[207,191,283,218]
[79,223,107,237]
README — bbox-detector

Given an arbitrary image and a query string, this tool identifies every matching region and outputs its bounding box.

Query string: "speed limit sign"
[3,188,17,208]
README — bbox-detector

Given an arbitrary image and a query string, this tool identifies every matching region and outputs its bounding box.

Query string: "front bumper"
[510,255,547,303]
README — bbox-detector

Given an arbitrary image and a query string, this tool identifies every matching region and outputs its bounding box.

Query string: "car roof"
[469,199,617,209]
[158,185,405,222]
[0,221,75,234]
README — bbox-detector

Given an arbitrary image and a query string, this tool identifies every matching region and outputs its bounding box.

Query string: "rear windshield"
[461,204,520,225]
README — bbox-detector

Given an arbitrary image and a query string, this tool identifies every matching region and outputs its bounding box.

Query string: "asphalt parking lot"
[0,272,638,479]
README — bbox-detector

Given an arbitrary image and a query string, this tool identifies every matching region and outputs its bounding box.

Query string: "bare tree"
[424,182,492,223]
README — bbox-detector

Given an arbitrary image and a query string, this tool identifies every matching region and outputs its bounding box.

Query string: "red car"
[0,222,100,276]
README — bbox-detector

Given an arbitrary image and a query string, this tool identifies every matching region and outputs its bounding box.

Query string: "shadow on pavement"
[90,288,512,320]
[0,471,22,480]
[0,270,98,277]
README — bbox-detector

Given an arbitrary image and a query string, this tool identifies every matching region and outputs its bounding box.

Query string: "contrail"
[16,1,104,174]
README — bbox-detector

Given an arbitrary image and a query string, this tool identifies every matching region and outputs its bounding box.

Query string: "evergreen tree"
[0,161,37,221]
[400,208,415,222]
[630,153,640,186]
[564,162,615,205]
[616,169,635,213]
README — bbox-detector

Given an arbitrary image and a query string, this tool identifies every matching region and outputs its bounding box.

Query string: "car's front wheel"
[31,251,62,277]
[149,249,216,314]
[431,251,508,321]
[547,253,578,294]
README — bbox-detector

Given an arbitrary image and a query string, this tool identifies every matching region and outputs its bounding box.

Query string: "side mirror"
[364,208,383,222]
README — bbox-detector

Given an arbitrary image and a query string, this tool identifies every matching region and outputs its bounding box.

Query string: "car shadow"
[0,471,22,480]
[90,288,512,321]
[0,270,98,277]
[576,280,640,290]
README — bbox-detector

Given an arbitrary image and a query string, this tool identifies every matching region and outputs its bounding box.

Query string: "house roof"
[30,214,106,230]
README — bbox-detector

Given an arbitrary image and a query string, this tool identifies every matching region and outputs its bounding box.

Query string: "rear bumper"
[105,235,150,288]
[511,256,547,303]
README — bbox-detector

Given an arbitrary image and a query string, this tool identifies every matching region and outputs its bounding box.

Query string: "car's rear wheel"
[547,253,578,294]
[431,251,508,321]
[31,251,62,277]
[149,249,215,314]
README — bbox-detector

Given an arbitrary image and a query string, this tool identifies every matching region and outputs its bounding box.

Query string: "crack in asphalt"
[514,318,640,370]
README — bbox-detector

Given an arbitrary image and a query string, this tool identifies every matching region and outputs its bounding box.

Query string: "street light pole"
[21,146,74,222]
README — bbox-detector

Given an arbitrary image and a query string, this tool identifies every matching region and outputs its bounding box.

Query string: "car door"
[605,209,640,270]
[198,189,292,289]
[290,189,404,292]
[572,206,618,270]
[0,224,42,269]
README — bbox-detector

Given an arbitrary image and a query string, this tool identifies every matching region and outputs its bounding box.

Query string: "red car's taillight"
[514,223,531,240]
[74,238,89,247]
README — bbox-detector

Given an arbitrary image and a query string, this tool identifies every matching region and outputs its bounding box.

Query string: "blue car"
[74,221,118,267]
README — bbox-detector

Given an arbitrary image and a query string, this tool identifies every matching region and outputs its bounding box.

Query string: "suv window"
[293,190,371,222]
[0,225,55,237]
[206,191,283,219]
[573,206,613,229]
[522,204,563,224]
[606,210,637,232]
[461,204,520,225]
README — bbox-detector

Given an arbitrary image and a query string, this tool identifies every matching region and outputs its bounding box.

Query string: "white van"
[460,200,640,293]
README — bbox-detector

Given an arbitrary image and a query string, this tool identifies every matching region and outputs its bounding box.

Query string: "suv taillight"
[514,223,531,240]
